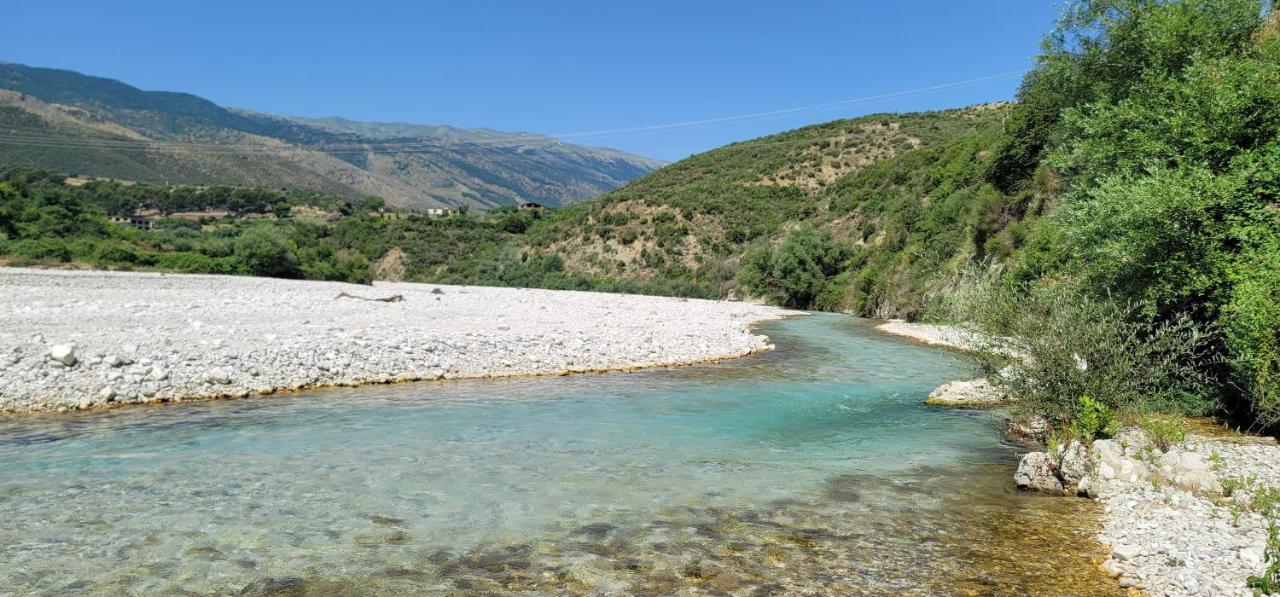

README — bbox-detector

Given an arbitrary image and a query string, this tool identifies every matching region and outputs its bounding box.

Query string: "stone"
[1058,440,1090,493]
[1015,452,1065,494]
[1006,414,1050,444]
[1160,449,1221,494]
[208,367,233,385]
[48,344,77,367]
[923,378,1002,408]
[1076,475,1093,498]
[149,367,169,381]
[1090,438,1151,492]
[1112,543,1140,561]
[105,355,127,368]
[98,386,116,401]
[1114,428,1153,457]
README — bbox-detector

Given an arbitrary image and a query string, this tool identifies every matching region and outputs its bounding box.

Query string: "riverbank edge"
[0,267,802,416]
[875,318,1279,596]
[1,315,803,417]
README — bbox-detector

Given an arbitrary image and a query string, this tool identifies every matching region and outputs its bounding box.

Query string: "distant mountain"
[0,62,664,210]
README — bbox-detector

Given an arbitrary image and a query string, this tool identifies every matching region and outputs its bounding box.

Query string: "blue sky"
[4,1,1060,161]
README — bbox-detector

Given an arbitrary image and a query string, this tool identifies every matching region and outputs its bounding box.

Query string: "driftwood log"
[335,291,405,303]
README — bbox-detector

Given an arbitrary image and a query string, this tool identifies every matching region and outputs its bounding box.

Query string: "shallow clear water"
[0,314,1118,595]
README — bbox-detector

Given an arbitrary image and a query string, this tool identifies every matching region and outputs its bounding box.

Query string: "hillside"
[0,62,662,210]
[461,104,1020,316]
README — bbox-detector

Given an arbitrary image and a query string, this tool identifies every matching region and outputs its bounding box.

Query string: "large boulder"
[1057,440,1091,493]
[1159,448,1220,494]
[1015,452,1065,494]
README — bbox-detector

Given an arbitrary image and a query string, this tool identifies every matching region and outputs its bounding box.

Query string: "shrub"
[734,224,847,308]
[1224,237,1280,429]
[234,225,301,278]
[955,279,1216,422]
[1069,395,1118,441]
[1138,415,1189,451]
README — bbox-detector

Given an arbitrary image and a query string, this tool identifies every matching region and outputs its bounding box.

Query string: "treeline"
[0,169,700,294]
[0,169,377,283]
[0,166,376,217]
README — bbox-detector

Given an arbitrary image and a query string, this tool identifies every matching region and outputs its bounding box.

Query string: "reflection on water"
[0,315,1118,595]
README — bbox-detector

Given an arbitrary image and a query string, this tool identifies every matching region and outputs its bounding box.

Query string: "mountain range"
[0,62,663,210]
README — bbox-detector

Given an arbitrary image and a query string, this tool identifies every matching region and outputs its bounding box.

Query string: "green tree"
[234,226,301,278]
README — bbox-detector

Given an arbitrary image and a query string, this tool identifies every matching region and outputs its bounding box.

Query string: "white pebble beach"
[0,267,791,413]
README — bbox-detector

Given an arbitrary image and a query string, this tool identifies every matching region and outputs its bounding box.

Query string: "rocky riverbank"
[0,268,791,413]
[1017,428,1280,595]
[877,319,1278,596]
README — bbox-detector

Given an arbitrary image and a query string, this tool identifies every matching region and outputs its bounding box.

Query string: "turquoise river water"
[0,314,1119,595]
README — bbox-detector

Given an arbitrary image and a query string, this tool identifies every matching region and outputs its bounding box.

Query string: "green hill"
[0,62,662,210]
[434,104,1019,318]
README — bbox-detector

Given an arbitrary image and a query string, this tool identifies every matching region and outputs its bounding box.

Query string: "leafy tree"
[234,225,301,278]
[736,225,847,308]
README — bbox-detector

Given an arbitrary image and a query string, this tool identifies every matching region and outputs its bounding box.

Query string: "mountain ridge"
[0,61,663,210]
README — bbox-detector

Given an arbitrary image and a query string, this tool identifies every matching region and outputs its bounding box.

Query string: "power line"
[550,71,1024,139]
[0,69,1024,156]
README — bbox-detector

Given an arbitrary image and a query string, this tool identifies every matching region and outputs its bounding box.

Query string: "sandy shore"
[0,268,791,413]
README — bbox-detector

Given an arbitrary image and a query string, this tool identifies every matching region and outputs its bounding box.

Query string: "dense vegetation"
[0,167,675,291]
[963,0,1280,433]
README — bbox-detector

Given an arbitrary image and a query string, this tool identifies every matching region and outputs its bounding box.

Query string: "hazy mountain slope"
[0,62,662,209]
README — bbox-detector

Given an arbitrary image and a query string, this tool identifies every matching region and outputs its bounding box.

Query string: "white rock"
[1015,452,1064,494]
[1112,543,1140,561]
[207,367,233,385]
[48,344,77,367]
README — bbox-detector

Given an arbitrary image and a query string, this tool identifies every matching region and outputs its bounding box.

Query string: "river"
[0,314,1119,594]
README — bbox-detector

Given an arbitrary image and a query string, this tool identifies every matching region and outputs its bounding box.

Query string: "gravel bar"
[0,268,791,413]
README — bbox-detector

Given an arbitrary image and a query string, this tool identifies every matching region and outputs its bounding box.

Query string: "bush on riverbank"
[954,278,1215,425]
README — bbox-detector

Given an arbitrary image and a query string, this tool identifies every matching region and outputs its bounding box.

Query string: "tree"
[234,226,301,278]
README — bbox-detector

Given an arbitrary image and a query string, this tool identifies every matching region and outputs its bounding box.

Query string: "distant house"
[425,207,459,217]
[109,215,153,230]
[520,202,545,210]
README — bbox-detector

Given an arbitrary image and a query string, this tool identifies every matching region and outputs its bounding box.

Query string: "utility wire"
[0,70,1023,156]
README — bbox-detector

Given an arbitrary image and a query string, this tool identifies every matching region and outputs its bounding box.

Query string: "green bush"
[1069,396,1119,442]
[234,226,301,278]
[1139,415,1189,451]
[957,280,1215,422]
[1224,236,1280,428]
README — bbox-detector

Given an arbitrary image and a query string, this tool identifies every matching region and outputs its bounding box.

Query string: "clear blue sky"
[5,1,1060,161]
